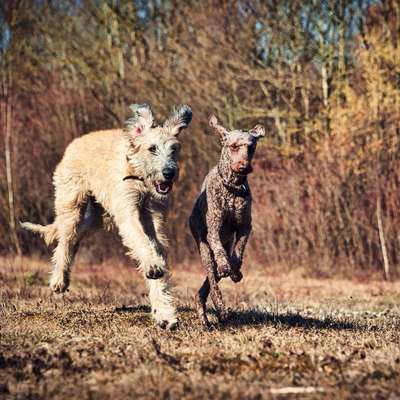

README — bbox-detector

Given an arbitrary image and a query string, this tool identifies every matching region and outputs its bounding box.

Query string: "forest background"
[1,0,399,279]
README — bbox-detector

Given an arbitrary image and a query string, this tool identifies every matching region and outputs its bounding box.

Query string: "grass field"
[1,256,399,399]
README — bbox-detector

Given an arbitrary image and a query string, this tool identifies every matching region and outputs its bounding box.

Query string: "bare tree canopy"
[1,0,399,276]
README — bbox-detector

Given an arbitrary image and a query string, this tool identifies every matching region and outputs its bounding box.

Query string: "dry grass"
[1,256,399,399]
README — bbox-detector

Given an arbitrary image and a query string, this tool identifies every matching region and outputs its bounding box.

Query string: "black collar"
[123,175,144,182]
[124,156,144,182]
[217,166,248,196]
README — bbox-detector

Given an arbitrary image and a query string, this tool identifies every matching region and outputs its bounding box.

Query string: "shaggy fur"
[189,114,265,328]
[21,103,192,329]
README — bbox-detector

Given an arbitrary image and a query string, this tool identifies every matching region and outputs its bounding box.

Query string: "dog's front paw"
[217,264,231,279]
[157,319,178,330]
[49,271,69,293]
[229,255,243,282]
[153,307,178,330]
[230,269,243,283]
[146,265,165,280]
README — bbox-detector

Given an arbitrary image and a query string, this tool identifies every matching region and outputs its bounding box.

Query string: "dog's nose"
[162,167,176,180]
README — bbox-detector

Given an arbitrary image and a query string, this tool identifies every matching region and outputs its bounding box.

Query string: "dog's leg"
[147,275,177,329]
[230,225,251,283]
[195,277,211,328]
[150,203,169,250]
[198,241,228,323]
[115,207,177,328]
[117,207,167,278]
[50,189,88,293]
[147,205,178,328]
[190,216,213,327]
[223,238,242,283]
[206,213,232,279]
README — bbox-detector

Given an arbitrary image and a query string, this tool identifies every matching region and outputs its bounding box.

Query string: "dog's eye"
[148,145,157,154]
[170,145,180,155]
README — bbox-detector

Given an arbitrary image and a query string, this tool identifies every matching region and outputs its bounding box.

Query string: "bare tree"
[1,63,21,255]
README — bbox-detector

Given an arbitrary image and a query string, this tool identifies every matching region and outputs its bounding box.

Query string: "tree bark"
[376,192,390,281]
[2,66,21,255]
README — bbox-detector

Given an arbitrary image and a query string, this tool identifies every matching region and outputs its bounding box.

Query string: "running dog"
[189,114,264,328]
[22,103,192,329]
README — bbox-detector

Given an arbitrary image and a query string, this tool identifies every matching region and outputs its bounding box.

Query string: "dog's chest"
[223,194,250,224]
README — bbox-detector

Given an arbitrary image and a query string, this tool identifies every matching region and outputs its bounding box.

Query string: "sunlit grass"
[1,256,399,399]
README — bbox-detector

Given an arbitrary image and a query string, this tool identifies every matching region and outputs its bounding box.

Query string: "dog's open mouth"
[155,181,173,195]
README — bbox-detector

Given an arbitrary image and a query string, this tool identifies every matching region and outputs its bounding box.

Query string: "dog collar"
[124,156,144,182]
[217,167,248,196]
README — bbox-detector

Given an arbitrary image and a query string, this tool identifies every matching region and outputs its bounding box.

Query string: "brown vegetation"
[1,256,400,398]
[0,1,400,276]
[2,2,400,398]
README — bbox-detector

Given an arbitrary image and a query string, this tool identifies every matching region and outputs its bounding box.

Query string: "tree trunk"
[376,192,390,281]
[321,63,331,135]
[2,66,22,255]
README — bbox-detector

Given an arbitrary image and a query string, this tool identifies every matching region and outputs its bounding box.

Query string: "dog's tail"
[20,221,58,246]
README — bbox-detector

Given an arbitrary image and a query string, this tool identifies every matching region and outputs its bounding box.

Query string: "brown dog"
[189,114,265,327]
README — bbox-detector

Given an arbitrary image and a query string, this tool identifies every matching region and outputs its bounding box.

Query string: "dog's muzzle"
[233,165,253,175]
[155,181,173,195]
[123,174,174,195]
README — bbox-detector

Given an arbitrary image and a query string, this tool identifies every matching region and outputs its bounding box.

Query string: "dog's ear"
[249,124,265,139]
[124,103,154,136]
[209,114,229,140]
[164,104,192,136]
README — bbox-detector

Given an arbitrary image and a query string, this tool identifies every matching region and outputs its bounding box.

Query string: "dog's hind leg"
[68,196,102,257]
[195,277,211,328]
[198,241,228,323]
[49,183,90,293]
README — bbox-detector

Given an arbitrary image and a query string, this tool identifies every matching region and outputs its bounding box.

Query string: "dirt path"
[1,257,399,399]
